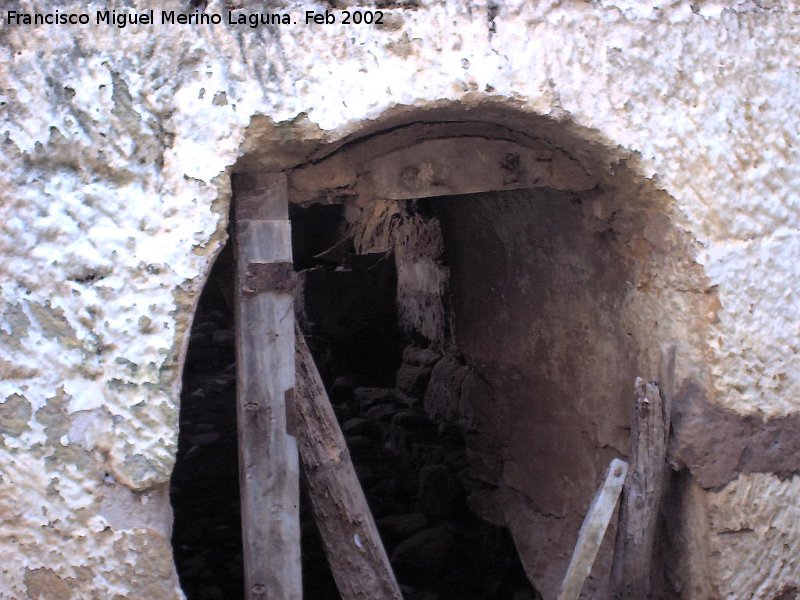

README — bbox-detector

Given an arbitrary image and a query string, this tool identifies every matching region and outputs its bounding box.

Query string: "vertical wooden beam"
[232,172,302,600]
[294,326,403,600]
[659,345,676,448]
[611,377,669,599]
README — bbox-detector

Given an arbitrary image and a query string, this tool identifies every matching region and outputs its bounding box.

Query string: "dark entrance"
[170,206,542,599]
[171,106,688,600]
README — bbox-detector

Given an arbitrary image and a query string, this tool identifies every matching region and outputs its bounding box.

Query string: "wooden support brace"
[294,325,404,600]
[558,458,629,600]
[232,172,302,600]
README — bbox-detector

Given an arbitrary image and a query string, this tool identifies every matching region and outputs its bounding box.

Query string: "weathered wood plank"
[659,345,676,447]
[233,172,302,600]
[361,137,595,200]
[611,378,668,599]
[233,172,290,220]
[558,459,629,600]
[294,326,403,600]
[287,121,598,205]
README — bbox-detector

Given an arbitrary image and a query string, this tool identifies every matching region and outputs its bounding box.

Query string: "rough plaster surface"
[706,473,800,599]
[669,472,800,600]
[1,0,799,597]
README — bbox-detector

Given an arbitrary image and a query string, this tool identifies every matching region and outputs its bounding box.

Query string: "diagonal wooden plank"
[294,326,403,600]
[558,459,628,600]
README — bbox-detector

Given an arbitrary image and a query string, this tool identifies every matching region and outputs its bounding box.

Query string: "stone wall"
[1,1,799,598]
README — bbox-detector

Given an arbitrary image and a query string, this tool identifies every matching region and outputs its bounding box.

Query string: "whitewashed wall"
[0,1,798,597]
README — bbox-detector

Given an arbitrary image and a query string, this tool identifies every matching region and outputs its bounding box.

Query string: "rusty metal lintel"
[241,262,295,296]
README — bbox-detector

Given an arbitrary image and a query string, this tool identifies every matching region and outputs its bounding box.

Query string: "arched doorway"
[172,103,703,599]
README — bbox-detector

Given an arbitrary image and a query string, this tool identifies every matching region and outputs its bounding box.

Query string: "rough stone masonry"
[0,0,799,598]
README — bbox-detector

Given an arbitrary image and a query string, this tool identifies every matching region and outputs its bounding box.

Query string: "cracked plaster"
[0,0,799,597]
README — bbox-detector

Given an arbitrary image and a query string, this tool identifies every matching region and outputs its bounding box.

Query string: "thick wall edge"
[0,0,798,597]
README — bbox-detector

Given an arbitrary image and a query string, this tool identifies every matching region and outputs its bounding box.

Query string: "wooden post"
[294,325,404,600]
[558,459,628,600]
[232,172,302,600]
[611,377,670,599]
[659,345,676,448]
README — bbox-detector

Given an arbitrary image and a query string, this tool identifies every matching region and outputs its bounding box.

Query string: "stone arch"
[175,101,713,599]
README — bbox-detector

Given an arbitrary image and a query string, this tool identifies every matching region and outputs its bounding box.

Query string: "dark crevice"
[170,243,242,600]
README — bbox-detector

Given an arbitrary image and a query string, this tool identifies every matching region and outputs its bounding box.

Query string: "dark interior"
[170,199,543,599]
